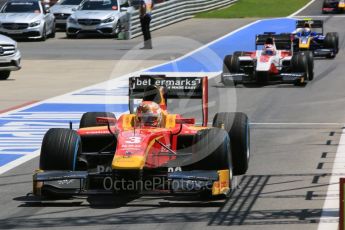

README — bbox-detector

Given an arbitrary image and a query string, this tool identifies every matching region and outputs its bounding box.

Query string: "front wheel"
[192,128,233,198]
[66,33,77,39]
[40,25,47,41]
[213,112,250,175]
[113,22,122,39]
[291,52,309,85]
[300,51,314,81]
[324,33,337,58]
[50,22,56,38]
[0,71,10,80]
[222,54,241,86]
[40,128,81,170]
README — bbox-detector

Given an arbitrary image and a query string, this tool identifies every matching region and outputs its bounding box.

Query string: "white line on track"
[318,125,345,230]
[141,20,262,72]
[288,0,317,17]
[296,15,345,18]
[0,150,40,175]
[251,122,344,126]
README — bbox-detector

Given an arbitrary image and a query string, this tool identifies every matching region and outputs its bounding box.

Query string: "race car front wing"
[221,72,306,85]
[313,48,336,58]
[33,169,231,197]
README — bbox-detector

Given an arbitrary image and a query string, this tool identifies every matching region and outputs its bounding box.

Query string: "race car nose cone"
[112,155,146,170]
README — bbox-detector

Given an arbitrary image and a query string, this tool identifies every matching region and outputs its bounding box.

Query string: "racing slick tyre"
[39,128,81,171]
[0,71,10,80]
[222,55,241,86]
[328,32,339,53]
[324,33,337,58]
[301,51,314,81]
[213,112,250,175]
[233,51,245,57]
[291,52,309,86]
[191,128,232,199]
[192,128,232,171]
[79,112,116,128]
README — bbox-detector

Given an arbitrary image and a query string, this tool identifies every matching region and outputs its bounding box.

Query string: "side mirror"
[176,118,195,125]
[72,7,77,11]
[96,117,117,125]
[120,7,128,12]
[44,4,50,13]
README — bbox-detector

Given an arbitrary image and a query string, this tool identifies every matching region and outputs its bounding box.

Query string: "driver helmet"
[136,101,163,127]
[263,44,275,55]
[302,23,312,36]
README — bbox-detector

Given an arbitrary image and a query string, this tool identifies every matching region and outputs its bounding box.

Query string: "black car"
[322,0,345,13]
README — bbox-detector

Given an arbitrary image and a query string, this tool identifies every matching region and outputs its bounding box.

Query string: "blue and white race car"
[293,20,339,59]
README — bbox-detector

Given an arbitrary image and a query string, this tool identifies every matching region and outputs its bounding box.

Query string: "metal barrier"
[124,0,237,39]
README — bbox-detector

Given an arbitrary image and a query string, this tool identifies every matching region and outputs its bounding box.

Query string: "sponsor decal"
[168,167,182,172]
[97,165,112,172]
[134,77,201,90]
[57,179,74,185]
[125,136,142,144]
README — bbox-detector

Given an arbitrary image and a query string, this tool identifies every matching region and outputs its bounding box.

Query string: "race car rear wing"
[128,75,209,126]
[296,19,323,29]
[255,33,294,51]
[296,19,324,34]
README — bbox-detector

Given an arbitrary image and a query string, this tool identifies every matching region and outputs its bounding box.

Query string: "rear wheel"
[0,71,10,80]
[79,112,116,128]
[213,112,250,175]
[40,128,81,170]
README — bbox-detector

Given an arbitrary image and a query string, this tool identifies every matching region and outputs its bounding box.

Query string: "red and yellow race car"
[33,75,250,199]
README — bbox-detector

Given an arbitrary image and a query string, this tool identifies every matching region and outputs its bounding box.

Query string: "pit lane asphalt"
[1,10,345,230]
[297,0,328,16]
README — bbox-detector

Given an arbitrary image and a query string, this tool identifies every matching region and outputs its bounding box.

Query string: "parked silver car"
[0,34,21,80]
[66,0,127,38]
[0,0,56,41]
[50,0,84,29]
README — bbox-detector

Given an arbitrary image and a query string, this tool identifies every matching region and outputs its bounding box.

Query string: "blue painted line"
[148,18,296,73]
[0,149,38,152]
[0,154,24,167]
[22,103,128,112]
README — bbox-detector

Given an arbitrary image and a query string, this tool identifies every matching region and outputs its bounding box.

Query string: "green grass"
[196,0,311,18]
